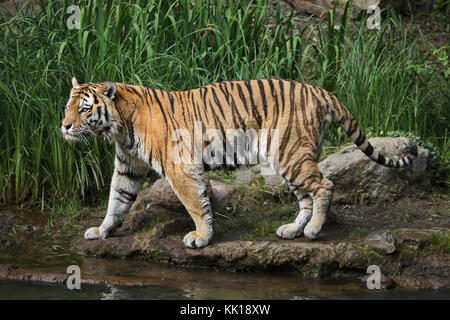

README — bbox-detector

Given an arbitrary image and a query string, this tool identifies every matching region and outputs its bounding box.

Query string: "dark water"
[1,259,449,300]
[1,280,450,300]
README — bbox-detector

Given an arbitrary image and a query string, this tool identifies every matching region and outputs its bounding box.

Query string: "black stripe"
[200,87,211,123]
[300,194,310,200]
[224,84,246,130]
[354,130,365,146]
[125,109,136,149]
[257,79,268,118]
[104,106,109,122]
[189,90,201,122]
[210,87,226,121]
[97,106,102,119]
[278,79,285,113]
[244,80,262,127]
[167,91,175,113]
[218,83,238,128]
[346,120,358,136]
[376,154,386,165]
[127,86,142,97]
[363,144,374,157]
[116,154,129,165]
[267,78,279,130]
[236,83,249,114]
[115,188,137,202]
[151,88,168,125]
[114,197,128,204]
[410,144,418,157]
[117,169,144,181]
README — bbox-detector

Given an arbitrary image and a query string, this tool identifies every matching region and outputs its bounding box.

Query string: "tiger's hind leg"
[302,175,334,239]
[276,154,334,240]
[276,190,313,239]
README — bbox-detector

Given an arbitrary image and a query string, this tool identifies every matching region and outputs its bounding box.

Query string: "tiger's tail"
[329,96,418,168]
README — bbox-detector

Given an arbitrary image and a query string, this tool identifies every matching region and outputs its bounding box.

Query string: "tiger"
[61,77,418,248]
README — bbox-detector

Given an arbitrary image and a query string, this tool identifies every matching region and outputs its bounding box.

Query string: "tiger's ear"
[102,81,117,100]
[72,77,80,88]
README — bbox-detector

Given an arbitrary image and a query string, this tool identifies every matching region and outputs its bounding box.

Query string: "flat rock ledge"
[73,221,450,289]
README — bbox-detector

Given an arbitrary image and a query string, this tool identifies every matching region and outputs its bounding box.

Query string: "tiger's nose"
[63,123,72,130]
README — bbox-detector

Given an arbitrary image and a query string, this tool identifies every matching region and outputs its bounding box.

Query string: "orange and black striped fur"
[62,77,418,248]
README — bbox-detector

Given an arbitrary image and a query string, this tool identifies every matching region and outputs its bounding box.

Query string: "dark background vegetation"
[0,0,448,212]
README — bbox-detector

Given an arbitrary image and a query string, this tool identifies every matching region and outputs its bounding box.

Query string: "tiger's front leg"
[166,164,213,248]
[84,157,146,240]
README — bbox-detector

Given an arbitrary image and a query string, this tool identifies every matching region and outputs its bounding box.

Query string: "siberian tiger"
[61,77,418,248]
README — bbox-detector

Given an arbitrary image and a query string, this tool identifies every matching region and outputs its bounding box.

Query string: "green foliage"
[424,231,450,254]
[431,0,450,24]
[0,0,307,207]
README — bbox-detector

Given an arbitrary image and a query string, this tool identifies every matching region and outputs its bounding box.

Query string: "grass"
[0,0,448,212]
[423,231,450,255]
[396,231,450,259]
[213,176,297,241]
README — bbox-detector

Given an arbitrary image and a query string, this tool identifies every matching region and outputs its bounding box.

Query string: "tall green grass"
[0,0,448,209]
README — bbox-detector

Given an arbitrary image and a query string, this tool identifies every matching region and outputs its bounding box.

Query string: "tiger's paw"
[276,223,303,240]
[84,227,107,240]
[303,223,321,240]
[183,231,210,248]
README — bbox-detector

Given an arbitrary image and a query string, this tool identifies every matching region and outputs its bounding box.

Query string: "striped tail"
[330,98,418,168]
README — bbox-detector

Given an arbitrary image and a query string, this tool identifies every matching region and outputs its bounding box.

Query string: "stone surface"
[72,225,450,288]
[394,229,431,250]
[75,231,367,277]
[234,163,285,186]
[318,137,429,204]
[207,179,237,209]
[0,213,16,234]
[132,178,185,211]
[287,0,381,19]
[366,230,396,254]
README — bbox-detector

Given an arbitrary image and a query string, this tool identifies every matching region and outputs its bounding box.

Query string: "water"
[0,258,449,300]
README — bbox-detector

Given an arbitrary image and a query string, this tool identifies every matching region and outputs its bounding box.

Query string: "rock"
[366,230,396,254]
[0,213,15,234]
[75,227,368,277]
[318,137,429,203]
[394,229,430,250]
[233,166,253,184]
[287,0,381,20]
[207,180,237,209]
[126,207,181,232]
[150,219,193,239]
[132,178,238,212]
[0,212,46,253]
[72,226,450,288]
[393,275,450,290]
[234,163,285,186]
[131,178,185,211]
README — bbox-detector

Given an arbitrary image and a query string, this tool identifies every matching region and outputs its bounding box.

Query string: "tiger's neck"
[112,83,155,163]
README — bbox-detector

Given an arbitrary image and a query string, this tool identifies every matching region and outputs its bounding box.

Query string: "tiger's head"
[61,77,118,142]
